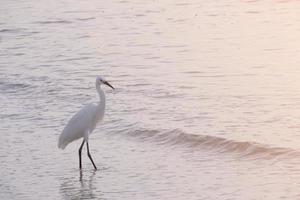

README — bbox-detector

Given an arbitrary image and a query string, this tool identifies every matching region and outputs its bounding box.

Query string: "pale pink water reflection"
[1,0,300,199]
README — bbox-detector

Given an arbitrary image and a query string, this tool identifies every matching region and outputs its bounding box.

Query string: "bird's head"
[96,76,114,90]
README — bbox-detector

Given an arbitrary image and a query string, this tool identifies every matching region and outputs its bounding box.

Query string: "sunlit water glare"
[1,0,300,199]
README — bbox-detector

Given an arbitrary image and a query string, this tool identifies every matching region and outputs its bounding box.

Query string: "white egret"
[58,76,114,170]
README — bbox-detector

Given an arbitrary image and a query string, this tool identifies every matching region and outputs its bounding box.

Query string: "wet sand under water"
[1,0,300,199]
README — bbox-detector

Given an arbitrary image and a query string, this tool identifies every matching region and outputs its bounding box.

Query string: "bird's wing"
[58,103,98,149]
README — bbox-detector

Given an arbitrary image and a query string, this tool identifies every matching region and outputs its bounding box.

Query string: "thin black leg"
[78,139,85,170]
[79,170,83,182]
[86,141,97,170]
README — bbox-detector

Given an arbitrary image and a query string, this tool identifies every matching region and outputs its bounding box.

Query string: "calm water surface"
[1,0,300,199]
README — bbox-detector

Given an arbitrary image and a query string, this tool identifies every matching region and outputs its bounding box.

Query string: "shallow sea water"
[1,0,300,199]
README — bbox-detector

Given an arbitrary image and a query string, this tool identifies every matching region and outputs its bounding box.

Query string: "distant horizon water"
[1,0,300,199]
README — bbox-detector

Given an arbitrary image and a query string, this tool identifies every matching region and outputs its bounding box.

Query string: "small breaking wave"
[0,28,27,34]
[121,128,300,159]
[0,80,36,94]
[34,20,72,25]
[76,17,95,21]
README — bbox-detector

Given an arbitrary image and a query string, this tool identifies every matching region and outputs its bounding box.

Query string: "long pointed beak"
[104,81,114,90]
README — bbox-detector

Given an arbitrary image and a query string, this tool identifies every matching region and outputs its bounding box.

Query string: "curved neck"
[96,84,106,107]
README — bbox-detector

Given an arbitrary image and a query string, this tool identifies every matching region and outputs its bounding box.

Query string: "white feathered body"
[58,83,106,149]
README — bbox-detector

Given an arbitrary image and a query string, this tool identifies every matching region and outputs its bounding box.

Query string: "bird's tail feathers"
[58,134,68,149]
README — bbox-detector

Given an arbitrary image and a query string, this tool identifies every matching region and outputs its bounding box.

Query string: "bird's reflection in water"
[60,170,101,200]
